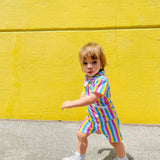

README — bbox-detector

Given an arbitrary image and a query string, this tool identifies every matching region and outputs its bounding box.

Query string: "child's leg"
[110,141,126,159]
[77,131,89,155]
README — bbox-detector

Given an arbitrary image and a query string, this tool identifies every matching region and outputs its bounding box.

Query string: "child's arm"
[61,92,102,110]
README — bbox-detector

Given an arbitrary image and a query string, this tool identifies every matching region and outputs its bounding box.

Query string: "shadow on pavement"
[98,148,134,160]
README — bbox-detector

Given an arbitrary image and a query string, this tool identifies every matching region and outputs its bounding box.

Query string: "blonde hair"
[79,42,107,69]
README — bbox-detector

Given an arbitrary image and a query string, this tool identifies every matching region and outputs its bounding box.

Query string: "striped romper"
[79,70,123,143]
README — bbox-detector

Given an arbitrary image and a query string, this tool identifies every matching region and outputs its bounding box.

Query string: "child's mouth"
[88,71,93,74]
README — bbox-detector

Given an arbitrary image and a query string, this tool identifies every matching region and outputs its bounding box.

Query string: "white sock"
[75,151,85,157]
[117,156,127,160]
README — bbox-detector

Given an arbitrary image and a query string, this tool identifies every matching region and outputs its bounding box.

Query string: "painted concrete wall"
[0,0,160,124]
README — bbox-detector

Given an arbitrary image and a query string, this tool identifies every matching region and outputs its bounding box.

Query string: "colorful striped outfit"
[79,70,123,143]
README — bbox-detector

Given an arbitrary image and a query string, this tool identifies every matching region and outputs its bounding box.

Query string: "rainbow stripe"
[79,70,123,142]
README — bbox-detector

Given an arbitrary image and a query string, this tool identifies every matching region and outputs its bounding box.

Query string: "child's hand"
[61,101,72,110]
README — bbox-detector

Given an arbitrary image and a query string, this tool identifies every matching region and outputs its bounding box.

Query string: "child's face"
[82,56,101,79]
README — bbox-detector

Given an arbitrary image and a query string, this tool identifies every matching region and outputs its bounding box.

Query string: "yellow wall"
[0,0,160,124]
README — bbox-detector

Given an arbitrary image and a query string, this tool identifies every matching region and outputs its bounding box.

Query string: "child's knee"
[77,131,88,141]
[110,141,123,148]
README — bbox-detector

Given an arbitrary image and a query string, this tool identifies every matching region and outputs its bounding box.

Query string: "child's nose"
[87,63,93,69]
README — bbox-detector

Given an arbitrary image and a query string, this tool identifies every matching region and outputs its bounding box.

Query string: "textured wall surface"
[0,0,160,124]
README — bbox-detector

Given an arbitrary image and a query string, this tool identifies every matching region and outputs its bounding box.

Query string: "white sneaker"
[63,154,76,160]
[63,151,85,160]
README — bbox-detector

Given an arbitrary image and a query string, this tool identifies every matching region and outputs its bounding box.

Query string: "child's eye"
[83,62,88,65]
[92,61,97,64]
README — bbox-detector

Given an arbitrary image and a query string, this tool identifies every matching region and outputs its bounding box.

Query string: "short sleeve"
[91,77,109,96]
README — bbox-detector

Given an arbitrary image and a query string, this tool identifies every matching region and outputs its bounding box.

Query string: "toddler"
[61,42,127,160]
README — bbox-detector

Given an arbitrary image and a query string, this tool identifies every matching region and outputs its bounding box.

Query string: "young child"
[61,42,127,160]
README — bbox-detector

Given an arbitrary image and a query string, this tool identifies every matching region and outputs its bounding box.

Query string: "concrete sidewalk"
[0,119,159,160]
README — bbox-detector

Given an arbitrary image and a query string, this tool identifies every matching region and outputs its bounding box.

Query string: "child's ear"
[100,63,103,69]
